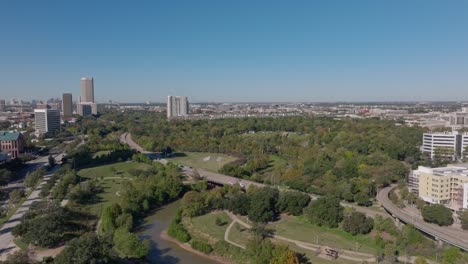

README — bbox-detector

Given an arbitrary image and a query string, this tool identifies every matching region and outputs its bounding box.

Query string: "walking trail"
[223,211,437,264]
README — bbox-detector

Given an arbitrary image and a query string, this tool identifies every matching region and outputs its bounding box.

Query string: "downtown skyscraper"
[77,77,97,116]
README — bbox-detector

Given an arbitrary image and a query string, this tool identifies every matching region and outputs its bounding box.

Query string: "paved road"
[0,165,60,259]
[377,185,468,251]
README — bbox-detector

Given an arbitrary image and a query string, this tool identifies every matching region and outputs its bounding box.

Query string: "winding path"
[224,211,377,263]
[224,221,246,249]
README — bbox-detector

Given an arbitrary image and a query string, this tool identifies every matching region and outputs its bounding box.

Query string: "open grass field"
[190,211,232,242]
[78,162,151,180]
[168,152,238,172]
[267,215,379,254]
[71,162,152,216]
[73,177,130,216]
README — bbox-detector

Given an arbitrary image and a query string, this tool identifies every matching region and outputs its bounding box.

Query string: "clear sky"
[1,0,468,103]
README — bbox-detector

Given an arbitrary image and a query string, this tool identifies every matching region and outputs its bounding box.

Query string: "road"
[0,165,60,259]
[121,132,391,219]
[377,185,468,251]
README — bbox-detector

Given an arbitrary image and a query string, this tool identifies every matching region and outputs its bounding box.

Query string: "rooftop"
[0,131,21,141]
[417,166,468,177]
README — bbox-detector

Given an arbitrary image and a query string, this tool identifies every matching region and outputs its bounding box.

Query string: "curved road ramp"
[377,185,468,251]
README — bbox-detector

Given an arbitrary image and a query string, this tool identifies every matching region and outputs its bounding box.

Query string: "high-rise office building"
[78,77,97,116]
[62,93,73,117]
[81,77,94,103]
[167,96,189,119]
[0,99,5,112]
[34,109,61,135]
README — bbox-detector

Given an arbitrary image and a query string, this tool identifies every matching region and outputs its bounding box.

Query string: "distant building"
[81,77,94,103]
[62,93,73,118]
[448,112,468,128]
[421,132,468,160]
[0,131,24,159]
[167,96,189,119]
[411,165,468,210]
[34,109,60,135]
[77,77,97,116]
[77,102,97,116]
[0,99,5,112]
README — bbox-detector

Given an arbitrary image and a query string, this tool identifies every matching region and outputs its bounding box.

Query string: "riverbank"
[160,230,231,264]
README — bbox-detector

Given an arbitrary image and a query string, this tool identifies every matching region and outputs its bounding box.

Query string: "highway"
[377,185,468,251]
[121,132,390,219]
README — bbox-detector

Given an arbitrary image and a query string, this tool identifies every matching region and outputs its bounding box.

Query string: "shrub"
[215,217,227,226]
[190,240,213,254]
[167,214,191,243]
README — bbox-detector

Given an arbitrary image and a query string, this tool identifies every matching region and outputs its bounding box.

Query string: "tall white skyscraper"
[78,77,97,116]
[34,109,61,135]
[167,96,189,119]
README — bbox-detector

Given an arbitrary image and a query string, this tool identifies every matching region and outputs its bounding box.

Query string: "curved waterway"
[138,200,218,264]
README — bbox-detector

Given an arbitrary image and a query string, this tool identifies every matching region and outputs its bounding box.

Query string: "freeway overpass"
[377,185,468,251]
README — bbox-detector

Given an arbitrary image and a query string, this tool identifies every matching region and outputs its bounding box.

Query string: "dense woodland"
[114,112,427,201]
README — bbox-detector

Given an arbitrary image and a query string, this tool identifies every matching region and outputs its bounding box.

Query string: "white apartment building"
[34,109,60,135]
[167,96,189,119]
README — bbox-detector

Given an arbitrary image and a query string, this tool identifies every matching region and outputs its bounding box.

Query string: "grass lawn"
[92,150,111,158]
[13,238,28,250]
[168,152,238,172]
[78,162,151,180]
[267,215,379,254]
[73,177,131,216]
[190,211,232,242]
[70,162,152,216]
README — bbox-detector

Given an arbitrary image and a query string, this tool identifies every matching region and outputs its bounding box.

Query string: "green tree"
[12,203,69,248]
[248,187,279,223]
[54,233,112,264]
[0,169,14,186]
[342,211,374,235]
[48,155,56,168]
[113,228,150,258]
[181,191,206,217]
[421,204,453,226]
[100,203,122,234]
[270,244,300,264]
[8,189,25,205]
[0,249,38,264]
[276,191,310,216]
[303,196,343,228]
[460,210,468,230]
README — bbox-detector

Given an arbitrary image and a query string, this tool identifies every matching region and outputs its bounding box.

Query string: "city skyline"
[1,1,468,102]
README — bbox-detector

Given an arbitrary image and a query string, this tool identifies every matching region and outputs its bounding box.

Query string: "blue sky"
[1,0,468,103]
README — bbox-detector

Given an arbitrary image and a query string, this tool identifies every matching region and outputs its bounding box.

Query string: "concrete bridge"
[377,185,468,251]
